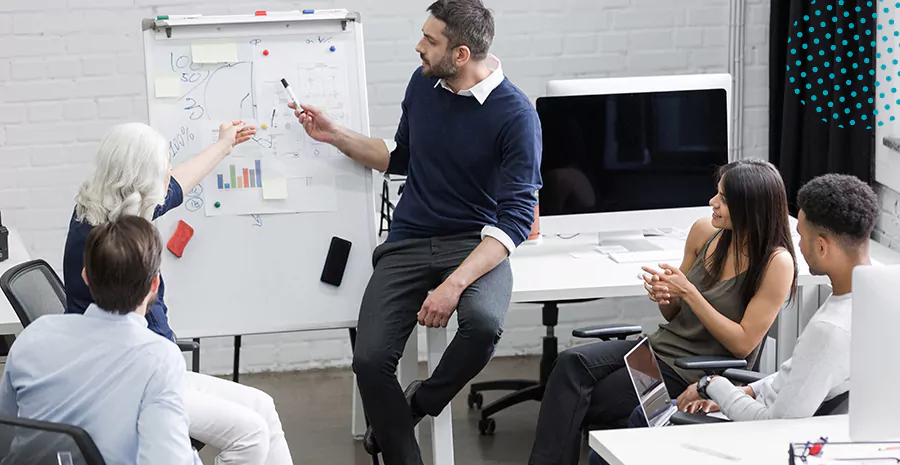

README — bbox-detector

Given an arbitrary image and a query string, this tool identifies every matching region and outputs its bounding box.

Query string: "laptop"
[624,337,677,427]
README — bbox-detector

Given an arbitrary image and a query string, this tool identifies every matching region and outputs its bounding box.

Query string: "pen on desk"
[271,109,276,126]
[281,78,305,115]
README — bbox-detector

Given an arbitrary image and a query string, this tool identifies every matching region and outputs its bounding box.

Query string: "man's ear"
[149,273,161,295]
[454,45,471,66]
[81,268,89,287]
[816,234,829,258]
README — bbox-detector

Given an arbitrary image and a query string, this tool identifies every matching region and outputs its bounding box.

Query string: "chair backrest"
[0,259,67,328]
[0,415,106,465]
[749,336,766,372]
[814,390,849,416]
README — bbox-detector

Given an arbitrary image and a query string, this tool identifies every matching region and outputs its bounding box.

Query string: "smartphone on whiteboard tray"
[321,236,352,286]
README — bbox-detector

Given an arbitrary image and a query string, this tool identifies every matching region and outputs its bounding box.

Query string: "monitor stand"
[597,230,662,252]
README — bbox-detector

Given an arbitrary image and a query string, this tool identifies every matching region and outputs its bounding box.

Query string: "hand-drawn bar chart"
[216,159,263,190]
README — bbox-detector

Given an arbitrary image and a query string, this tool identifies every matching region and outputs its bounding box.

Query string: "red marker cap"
[255,10,266,16]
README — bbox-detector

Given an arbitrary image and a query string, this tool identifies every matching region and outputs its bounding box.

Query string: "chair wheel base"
[478,418,496,435]
[467,392,484,410]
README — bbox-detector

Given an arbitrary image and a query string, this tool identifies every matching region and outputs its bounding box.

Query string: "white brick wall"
[873,185,900,250]
[0,0,770,375]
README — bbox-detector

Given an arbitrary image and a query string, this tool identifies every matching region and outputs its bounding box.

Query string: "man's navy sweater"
[386,68,543,248]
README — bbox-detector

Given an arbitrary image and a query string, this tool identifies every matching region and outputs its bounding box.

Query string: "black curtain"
[769,0,875,214]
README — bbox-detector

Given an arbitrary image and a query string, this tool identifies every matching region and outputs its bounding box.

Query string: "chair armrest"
[176,340,200,353]
[721,368,765,385]
[674,356,747,372]
[572,324,642,340]
[669,411,731,426]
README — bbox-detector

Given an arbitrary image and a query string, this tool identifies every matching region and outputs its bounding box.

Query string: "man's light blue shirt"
[0,304,197,465]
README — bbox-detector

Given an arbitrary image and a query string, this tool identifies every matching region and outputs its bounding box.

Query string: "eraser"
[167,220,194,258]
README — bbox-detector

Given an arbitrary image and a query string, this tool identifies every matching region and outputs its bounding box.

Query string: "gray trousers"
[352,232,513,465]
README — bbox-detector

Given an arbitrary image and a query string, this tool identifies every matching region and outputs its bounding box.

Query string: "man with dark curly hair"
[676,173,877,420]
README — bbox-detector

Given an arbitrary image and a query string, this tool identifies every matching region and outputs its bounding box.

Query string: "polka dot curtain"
[770,0,875,217]
[786,0,878,129]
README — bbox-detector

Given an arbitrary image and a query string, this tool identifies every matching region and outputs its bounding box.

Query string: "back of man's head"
[84,215,162,314]
[427,0,494,61]
[797,173,878,251]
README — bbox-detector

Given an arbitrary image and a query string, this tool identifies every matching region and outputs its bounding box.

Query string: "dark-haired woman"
[528,159,798,465]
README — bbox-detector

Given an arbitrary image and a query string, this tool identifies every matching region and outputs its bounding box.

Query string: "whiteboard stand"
[140,7,423,454]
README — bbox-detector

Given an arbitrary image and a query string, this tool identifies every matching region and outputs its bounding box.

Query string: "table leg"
[232,335,241,383]
[427,327,454,465]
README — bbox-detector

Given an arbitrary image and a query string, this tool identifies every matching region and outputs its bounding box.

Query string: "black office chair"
[0,259,201,370]
[0,415,106,465]
[667,368,850,425]
[469,299,603,435]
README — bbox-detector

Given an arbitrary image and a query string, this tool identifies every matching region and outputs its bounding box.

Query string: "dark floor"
[206,356,592,465]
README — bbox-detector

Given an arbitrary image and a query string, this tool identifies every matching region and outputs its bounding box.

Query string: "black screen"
[536,89,728,216]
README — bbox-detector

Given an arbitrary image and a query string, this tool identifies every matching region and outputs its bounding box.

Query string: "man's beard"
[421,53,458,79]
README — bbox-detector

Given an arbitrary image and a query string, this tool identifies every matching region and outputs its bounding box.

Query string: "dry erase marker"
[281,78,305,114]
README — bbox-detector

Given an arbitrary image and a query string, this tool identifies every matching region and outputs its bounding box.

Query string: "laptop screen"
[624,338,674,427]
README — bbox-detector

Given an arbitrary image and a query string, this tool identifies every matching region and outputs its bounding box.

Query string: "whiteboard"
[141,12,376,338]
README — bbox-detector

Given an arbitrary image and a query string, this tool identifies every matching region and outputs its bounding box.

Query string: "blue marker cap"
[330,45,336,52]
[302,9,314,14]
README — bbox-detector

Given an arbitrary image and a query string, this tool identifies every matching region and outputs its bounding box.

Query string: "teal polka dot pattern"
[789,0,878,129]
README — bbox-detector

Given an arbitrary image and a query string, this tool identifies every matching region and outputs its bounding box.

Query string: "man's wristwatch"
[697,375,714,400]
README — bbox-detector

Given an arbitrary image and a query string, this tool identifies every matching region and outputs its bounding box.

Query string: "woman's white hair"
[75,122,170,226]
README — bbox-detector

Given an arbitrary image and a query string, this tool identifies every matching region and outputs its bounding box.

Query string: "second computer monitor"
[536,74,731,236]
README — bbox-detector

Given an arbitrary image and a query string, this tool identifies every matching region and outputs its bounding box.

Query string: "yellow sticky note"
[262,176,288,199]
[191,43,238,63]
[154,76,181,98]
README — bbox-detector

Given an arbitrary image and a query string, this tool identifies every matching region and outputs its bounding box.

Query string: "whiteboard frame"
[141,12,377,338]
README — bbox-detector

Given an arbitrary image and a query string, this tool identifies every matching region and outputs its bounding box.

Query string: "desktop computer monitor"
[537,74,732,241]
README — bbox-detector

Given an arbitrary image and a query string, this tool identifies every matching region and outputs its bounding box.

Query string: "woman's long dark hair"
[703,159,798,307]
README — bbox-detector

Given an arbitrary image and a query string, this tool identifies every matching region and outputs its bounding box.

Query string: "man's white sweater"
[706,294,851,421]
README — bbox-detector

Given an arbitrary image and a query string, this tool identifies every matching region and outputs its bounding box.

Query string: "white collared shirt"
[0,305,198,465]
[432,54,506,104]
[384,55,519,255]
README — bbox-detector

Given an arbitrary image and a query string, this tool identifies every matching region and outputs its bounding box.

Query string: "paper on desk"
[191,42,238,63]
[154,76,181,98]
[569,250,605,259]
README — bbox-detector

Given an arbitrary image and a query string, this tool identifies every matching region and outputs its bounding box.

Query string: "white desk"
[0,229,30,335]
[590,414,848,464]
[509,214,900,363]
